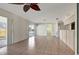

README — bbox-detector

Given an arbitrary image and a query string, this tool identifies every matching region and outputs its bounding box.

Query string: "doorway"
[47,24,53,36]
[29,24,35,37]
[36,24,58,37]
[28,24,35,49]
[0,16,7,48]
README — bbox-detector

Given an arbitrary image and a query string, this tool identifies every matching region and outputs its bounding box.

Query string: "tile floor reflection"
[28,36,35,49]
[0,47,7,55]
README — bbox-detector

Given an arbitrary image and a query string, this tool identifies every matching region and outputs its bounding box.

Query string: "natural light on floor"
[28,36,35,49]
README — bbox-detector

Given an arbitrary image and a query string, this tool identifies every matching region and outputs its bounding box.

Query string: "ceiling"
[0,3,76,23]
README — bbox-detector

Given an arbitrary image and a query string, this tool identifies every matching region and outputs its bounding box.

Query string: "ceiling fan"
[10,3,41,12]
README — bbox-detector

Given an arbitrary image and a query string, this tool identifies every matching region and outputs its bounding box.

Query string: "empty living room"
[0,3,76,55]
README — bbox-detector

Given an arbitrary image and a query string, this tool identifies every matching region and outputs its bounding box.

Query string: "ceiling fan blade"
[23,5,30,12]
[31,3,38,5]
[30,4,40,11]
[10,3,25,5]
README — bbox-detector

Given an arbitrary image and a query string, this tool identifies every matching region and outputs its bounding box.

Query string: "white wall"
[60,30,67,44]
[53,22,59,37]
[0,8,29,44]
[59,14,76,51]
[67,30,75,50]
[12,16,29,43]
[60,30,75,51]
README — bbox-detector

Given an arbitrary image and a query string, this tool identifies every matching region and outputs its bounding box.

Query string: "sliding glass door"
[0,16,7,48]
